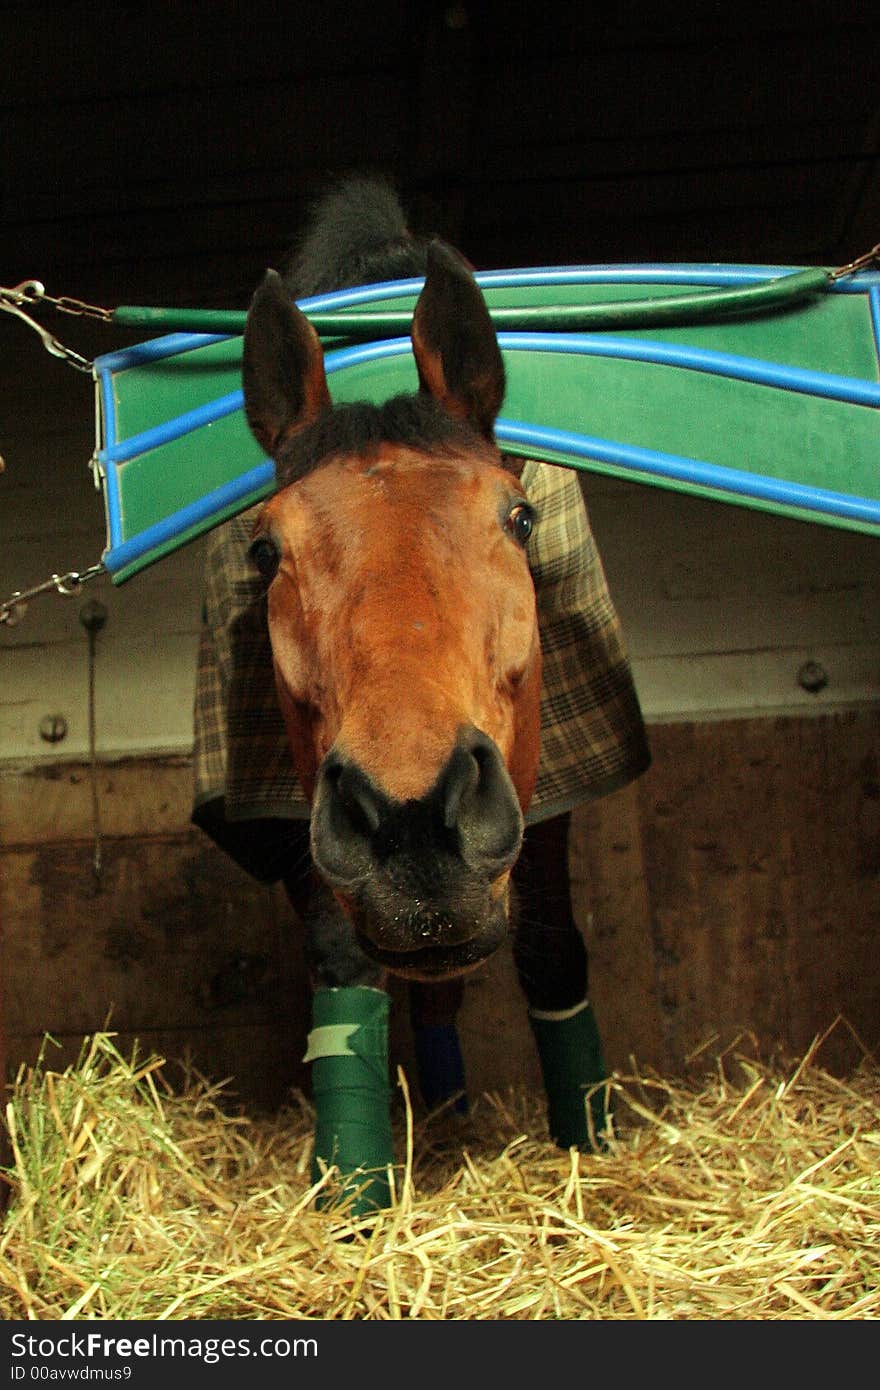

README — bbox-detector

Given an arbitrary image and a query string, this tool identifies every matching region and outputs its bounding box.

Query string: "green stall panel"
[94,264,880,582]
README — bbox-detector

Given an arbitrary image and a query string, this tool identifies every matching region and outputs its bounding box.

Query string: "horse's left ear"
[242,269,331,458]
[411,239,505,441]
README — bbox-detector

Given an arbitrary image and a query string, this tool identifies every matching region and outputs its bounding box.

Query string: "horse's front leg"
[512,810,610,1149]
[289,870,395,1213]
[408,978,467,1114]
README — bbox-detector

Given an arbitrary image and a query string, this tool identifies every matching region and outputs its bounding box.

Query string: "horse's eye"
[249,535,280,581]
[505,502,535,546]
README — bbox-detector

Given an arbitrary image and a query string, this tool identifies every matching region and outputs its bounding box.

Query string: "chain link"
[0,563,106,628]
[830,242,880,281]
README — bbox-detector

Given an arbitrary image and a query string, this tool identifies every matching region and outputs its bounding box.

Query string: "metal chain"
[1,282,106,624]
[0,280,104,372]
[1,279,113,321]
[0,563,106,627]
[830,242,880,281]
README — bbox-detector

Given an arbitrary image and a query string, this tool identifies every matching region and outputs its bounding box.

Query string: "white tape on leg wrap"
[302,1023,359,1063]
[528,998,591,1023]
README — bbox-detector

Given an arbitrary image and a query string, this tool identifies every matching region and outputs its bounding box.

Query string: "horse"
[238,239,603,1210]
[195,175,649,1212]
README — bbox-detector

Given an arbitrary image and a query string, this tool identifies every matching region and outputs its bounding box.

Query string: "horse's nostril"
[336,763,383,836]
[442,747,479,830]
[311,754,389,889]
[441,728,523,873]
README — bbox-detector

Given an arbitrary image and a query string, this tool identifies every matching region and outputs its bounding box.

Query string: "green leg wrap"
[304,986,394,1214]
[528,999,610,1150]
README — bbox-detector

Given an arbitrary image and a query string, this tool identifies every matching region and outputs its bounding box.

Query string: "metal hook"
[0,284,93,371]
[0,279,47,307]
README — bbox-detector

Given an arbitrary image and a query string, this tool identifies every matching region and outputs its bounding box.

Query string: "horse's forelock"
[273,394,496,490]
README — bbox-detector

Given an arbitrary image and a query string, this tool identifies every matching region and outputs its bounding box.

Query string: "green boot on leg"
[528,998,610,1150]
[304,985,395,1214]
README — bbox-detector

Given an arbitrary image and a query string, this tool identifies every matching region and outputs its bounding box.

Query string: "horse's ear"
[242,269,331,457]
[411,239,505,440]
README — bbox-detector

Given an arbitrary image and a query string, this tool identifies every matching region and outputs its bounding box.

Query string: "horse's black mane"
[274,175,494,487]
[275,394,493,489]
[285,174,429,298]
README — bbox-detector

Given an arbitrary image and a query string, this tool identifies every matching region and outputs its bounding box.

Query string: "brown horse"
[243,241,543,987]
[222,193,622,1211]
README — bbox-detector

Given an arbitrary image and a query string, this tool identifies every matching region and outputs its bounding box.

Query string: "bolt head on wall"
[39,713,68,743]
[797,660,829,694]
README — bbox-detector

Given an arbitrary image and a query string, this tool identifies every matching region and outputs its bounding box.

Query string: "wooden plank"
[583,478,880,718]
[3,470,877,763]
[631,645,880,723]
[455,941,544,1098]
[568,781,661,1070]
[1,832,304,1037]
[0,753,193,844]
[5,1026,309,1113]
[0,803,541,1108]
[633,712,880,1075]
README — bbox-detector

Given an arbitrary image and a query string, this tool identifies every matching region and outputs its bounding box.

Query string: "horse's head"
[242,242,542,980]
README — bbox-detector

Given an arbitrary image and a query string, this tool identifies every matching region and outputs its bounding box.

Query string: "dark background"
[2,1,878,314]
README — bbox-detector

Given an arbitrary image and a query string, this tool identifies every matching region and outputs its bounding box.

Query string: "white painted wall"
[2,455,877,765]
[583,474,879,724]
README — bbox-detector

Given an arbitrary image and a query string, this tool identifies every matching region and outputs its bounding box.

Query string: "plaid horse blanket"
[192,462,650,881]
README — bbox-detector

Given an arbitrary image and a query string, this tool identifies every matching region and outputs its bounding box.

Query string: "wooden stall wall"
[2,3,879,1104]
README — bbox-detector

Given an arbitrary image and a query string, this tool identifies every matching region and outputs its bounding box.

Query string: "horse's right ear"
[242,270,331,458]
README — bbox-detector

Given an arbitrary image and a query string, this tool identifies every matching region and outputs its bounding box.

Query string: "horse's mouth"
[354,911,507,981]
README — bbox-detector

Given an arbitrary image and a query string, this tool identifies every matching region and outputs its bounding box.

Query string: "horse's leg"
[283,839,394,1214]
[511,810,609,1149]
[408,978,468,1114]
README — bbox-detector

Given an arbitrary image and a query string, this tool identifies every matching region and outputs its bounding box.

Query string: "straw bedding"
[1,1026,877,1321]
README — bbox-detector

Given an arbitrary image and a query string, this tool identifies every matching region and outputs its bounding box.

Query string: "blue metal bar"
[496,420,880,529]
[98,389,246,466]
[96,365,123,548]
[498,333,880,407]
[102,460,275,575]
[96,340,414,464]
[94,332,231,374]
[870,286,880,360]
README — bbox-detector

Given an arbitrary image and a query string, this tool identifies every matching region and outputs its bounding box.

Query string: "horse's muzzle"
[310,725,523,977]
